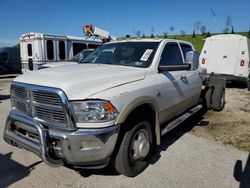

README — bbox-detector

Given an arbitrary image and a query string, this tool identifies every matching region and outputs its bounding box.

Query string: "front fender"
[115,96,161,145]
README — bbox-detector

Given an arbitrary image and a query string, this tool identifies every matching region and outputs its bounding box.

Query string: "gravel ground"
[0,78,250,188]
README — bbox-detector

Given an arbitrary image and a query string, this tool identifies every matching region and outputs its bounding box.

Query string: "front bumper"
[3,110,119,168]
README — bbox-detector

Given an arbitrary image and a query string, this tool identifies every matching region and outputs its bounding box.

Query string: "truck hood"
[15,64,146,100]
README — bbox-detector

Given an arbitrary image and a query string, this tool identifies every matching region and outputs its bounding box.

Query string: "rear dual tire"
[212,85,225,111]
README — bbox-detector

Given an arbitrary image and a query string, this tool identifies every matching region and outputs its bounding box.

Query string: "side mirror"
[186,51,200,70]
[158,64,191,72]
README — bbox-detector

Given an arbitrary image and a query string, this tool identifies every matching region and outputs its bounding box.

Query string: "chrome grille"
[14,100,26,113]
[13,86,27,99]
[11,82,74,129]
[33,91,61,105]
[35,106,66,124]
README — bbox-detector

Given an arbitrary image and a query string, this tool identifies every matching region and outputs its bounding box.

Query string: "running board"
[161,104,203,136]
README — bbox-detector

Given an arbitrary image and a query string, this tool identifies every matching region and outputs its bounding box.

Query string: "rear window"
[27,44,32,56]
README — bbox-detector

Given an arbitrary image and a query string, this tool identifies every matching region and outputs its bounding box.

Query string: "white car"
[4,39,225,177]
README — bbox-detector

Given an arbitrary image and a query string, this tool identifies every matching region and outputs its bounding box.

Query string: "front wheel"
[114,120,153,177]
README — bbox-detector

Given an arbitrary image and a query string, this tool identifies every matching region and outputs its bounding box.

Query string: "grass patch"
[119,32,249,52]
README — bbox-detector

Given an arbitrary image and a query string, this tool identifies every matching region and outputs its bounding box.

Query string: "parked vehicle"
[0,47,21,74]
[200,34,250,90]
[3,39,225,177]
[20,32,102,73]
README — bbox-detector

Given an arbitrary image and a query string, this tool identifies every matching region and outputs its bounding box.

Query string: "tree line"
[126,15,250,39]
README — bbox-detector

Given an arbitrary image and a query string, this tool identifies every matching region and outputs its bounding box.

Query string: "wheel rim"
[130,128,150,164]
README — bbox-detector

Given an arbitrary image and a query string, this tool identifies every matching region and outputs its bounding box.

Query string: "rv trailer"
[20,32,102,73]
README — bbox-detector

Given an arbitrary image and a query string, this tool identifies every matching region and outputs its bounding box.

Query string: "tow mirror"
[186,51,200,70]
[158,64,191,72]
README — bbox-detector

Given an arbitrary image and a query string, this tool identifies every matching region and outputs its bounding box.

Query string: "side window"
[73,43,87,56]
[27,43,32,57]
[59,41,66,60]
[47,40,54,60]
[180,44,193,61]
[159,43,183,65]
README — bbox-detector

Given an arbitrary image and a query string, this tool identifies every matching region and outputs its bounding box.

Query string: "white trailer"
[20,32,102,73]
[199,34,250,90]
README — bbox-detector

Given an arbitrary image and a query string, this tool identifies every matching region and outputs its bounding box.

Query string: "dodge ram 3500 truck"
[3,39,225,177]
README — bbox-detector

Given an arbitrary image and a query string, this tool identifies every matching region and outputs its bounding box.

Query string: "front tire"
[114,120,153,177]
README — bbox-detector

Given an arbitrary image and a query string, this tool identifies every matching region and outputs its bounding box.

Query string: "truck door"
[208,39,240,75]
[157,42,201,123]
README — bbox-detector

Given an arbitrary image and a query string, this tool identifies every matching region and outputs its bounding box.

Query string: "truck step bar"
[161,104,203,136]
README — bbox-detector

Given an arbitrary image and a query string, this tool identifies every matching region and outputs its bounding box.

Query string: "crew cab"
[3,39,225,177]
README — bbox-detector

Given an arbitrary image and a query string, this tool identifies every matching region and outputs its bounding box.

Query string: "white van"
[20,32,102,73]
[200,34,250,90]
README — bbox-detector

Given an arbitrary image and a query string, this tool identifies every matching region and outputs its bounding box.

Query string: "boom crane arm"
[82,24,116,43]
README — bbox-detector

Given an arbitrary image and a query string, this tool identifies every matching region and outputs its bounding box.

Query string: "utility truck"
[200,34,250,90]
[4,38,225,177]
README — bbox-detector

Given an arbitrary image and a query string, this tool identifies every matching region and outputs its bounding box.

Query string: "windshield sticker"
[140,49,153,61]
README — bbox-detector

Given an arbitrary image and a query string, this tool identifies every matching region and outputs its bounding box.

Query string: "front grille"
[11,83,73,129]
[13,86,27,99]
[35,106,66,124]
[33,91,62,105]
[14,100,26,113]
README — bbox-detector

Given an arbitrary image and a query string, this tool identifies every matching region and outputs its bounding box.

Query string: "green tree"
[169,25,175,35]
[192,30,196,38]
[231,26,235,34]
[206,32,211,37]
[136,30,141,37]
[164,31,168,38]
[180,30,186,37]
[224,15,232,34]
[200,26,207,36]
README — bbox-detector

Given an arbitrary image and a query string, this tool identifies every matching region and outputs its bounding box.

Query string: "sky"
[0,0,249,47]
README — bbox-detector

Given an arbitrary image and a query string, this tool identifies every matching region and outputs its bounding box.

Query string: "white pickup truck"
[3,39,226,177]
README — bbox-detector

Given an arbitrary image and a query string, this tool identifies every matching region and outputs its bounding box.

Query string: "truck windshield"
[80,42,160,68]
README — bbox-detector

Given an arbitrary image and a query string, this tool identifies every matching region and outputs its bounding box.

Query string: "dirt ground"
[190,87,250,152]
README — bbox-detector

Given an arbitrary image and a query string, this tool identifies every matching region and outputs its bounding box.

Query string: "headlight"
[71,100,119,123]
